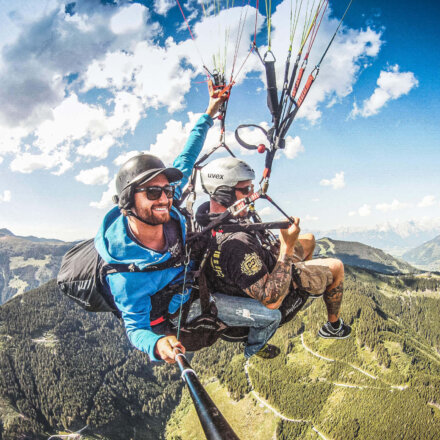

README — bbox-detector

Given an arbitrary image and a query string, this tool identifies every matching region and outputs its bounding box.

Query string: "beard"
[134,200,172,225]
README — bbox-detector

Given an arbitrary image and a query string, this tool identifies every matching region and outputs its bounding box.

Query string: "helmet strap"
[125,209,159,227]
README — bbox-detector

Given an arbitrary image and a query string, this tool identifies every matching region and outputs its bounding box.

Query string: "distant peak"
[0,228,14,237]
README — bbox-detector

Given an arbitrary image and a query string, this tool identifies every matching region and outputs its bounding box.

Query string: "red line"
[175,0,196,42]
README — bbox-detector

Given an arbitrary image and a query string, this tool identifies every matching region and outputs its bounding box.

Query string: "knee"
[265,307,282,325]
[330,259,344,284]
[300,233,316,257]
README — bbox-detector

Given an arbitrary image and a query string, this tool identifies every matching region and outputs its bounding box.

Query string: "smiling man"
[94,92,224,364]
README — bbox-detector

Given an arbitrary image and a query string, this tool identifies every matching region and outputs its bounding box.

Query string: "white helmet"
[200,157,255,206]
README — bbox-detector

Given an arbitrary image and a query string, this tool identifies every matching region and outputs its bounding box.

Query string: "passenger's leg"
[184,293,281,358]
[295,258,350,338]
[298,233,316,261]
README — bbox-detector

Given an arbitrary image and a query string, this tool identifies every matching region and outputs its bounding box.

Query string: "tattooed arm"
[244,253,295,309]
[244,218,301,309]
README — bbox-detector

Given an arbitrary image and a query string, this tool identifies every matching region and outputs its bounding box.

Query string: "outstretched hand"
[154,335,185,364]
[279,217,301,254]
[205,80,229,118]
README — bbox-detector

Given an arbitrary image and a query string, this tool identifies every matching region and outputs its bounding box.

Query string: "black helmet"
[113,153,183,209]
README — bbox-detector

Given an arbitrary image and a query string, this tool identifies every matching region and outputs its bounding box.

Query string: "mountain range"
[311,218,440,255]
[403,234,440,272]
[0,229,74,304]
[314,237,419,275]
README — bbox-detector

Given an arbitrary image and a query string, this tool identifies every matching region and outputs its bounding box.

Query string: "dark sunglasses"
[234,184,254,195]
[134,185,175,201]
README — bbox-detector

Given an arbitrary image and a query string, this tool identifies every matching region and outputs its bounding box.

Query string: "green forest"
[167,267,440,440]
[0,280,184,440]
[1,267,440,439]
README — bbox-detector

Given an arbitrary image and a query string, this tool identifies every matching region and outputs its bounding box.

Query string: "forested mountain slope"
[167,267,440,440]
[0,229,73,304]
[0,280,184,440]
[315,237,419,274]
[403,234,440,272]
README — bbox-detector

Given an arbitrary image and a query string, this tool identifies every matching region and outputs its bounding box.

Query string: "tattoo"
[323,282,344,317]
[244,253,294,307]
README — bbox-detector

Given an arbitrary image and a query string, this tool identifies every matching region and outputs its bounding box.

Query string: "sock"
[329,318,341,329]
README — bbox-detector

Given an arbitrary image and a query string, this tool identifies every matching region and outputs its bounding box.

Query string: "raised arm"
[173,87,226,198]
[244,218,301,309]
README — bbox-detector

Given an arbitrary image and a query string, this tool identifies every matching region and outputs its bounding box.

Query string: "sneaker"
[255,344,281,359]
[318,318,351,339]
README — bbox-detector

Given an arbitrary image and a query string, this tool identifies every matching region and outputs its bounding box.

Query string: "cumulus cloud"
[351,65,418,118]
[320,171,345,189]
[90,176,117,210]
[150,114,305,169]
[0,2,156,128]
[154,0,175,16]
[110,4,146,35]
[10,150,72,175]
[269,1,383,123]
[258,207,273,217]
[283,135,305,159]
[75,166,109,185]
[0,190,11,203]
[305,215,319,221]
[376,199,410,212]
[418,195,436,208]
[349,204,371,217]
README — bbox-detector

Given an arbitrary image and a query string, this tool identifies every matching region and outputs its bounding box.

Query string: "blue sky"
[0,0,439,242]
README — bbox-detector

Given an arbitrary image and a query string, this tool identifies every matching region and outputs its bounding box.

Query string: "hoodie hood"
[95,206,186,269]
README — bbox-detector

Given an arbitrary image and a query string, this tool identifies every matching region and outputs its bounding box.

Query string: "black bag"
[57,238,184,317]
[168,272,230,351]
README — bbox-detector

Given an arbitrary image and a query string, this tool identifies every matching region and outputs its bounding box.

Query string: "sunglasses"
[134,185,175,201]
[234,184,254,195]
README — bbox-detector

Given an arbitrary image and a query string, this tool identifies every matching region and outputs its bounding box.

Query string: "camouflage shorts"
[293,259,333,296]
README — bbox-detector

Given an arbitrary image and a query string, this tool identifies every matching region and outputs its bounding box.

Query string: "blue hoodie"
[95,114,213,361]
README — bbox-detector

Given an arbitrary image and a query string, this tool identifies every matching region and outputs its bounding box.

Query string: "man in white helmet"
[194,157,351,349]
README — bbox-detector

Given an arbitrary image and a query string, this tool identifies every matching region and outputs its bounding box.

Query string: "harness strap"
[150,316,166,326]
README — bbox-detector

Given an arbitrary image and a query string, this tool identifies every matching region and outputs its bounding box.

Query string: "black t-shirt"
[205,231,277,297]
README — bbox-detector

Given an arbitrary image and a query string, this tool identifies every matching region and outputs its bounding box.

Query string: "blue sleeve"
[106,274,163,362]
[121,309,163,362]
[173,113,213,199]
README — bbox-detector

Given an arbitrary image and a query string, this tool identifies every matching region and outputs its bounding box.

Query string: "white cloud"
[77,135,116,159]
[349,204,371,217]
[110,4,146,35]
[154,0,175,16]
[351,65,418,118]
[418,195,436,208]
[283,136,305,159]
[114,150,142,167]
[320,171,345,189]
[259,207,273,217]
[269,2,383,123]
[0,1,156,173]
[75,166,109,185]
[150,112,228,165]
[90,176,117,210]
[0,190,11,203]
[305,215,319,221]
[10,151,72,175]
[375,199,410,212]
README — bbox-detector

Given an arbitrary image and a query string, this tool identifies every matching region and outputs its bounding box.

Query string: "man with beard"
[94,92,224,364]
